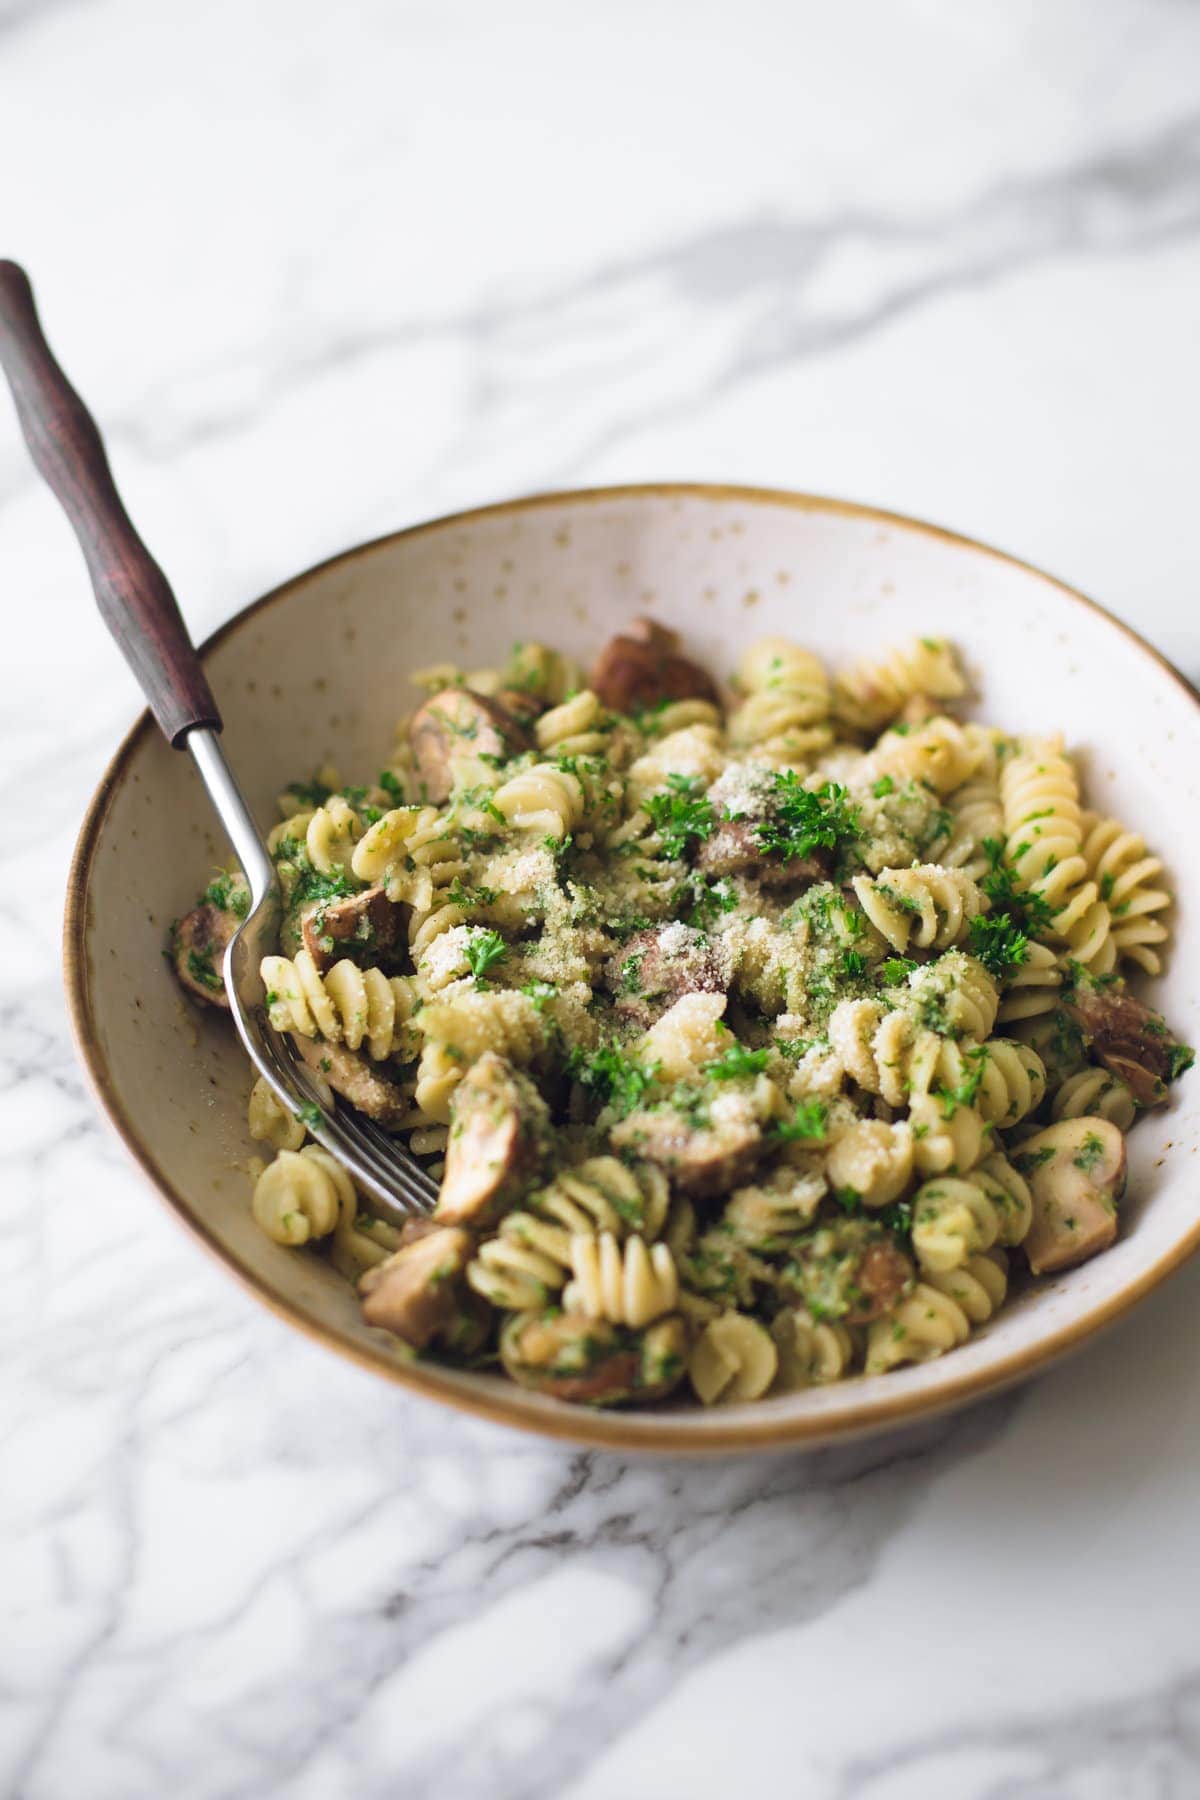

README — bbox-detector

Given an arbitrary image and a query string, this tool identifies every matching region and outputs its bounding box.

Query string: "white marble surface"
[5,1,1200,1793]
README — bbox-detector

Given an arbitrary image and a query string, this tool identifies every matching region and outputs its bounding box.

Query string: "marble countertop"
[6,2,1200,1794]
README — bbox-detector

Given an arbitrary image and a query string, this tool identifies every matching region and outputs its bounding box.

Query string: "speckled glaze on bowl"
[64,485,1200,1453]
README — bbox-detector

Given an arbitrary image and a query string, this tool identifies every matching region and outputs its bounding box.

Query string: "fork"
[0,261,436,1220]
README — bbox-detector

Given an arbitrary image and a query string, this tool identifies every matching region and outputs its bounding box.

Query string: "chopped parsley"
[185,950,221,992]
[282,774,335,808]
[979,838,1055,939]
[202,872,249,918]
[1073,1131,1107,1174]
[567,1042,659,1117]
[1169,1043,1195,1082]
[706,1044,770,1080]
[378,769,405,801]
[682,874,738,928]
[771,1098,828,1142]
[753,775,861,866]
[464,928,508,986]
[645,774,716,859]
[297,1102,323,1130]
[872,775,895,798]
[880,957,918,986]
[967,912,1029,980]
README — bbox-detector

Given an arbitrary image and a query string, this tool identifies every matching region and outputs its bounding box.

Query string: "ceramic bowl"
[65,484,1200,1453]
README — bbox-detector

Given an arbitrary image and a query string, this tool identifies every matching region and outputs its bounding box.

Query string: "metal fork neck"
[185,727,274,902]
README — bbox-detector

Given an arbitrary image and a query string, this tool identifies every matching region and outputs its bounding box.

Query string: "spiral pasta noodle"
[535,1157,672,1240]
[910,1153,1033,1272]
[534,689,613,758]
[934,1038,1047,1127]
[563,1233,680,1328]
[1001,740,1105,946]
[305,797,364,876]
[771,1311,856,1388]
[688,1310,779,1404]
[247,1074,306,1153]
[352,806,465,910]
[261,950,419,1061]
[1051,1067,1137,1131]
[728,638,833,763]
[721,1164,830,1247]
[251,1144,353,1247]
[871,716,981,795]
[1080,812,1171,974]
[467,1211,574,1311]
[865,1283,971,1372]
[851,865,984,955]
[995,941,1061,1025]
[492,762,598,838]
[834,637,966,733]
[825,1120,914,1207]
[414,989,547,1121]
[625,723,726,807]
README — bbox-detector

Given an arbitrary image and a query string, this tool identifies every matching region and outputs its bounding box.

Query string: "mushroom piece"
[434,1051,551,1229]
[300,884,402,973]
[172,902,240,1008]
[697,816,827,888]
[499,1310,688,1405]
[493,686,547,728]
[1019,1116,1126,1275]
[612,1086,767,1198]
[360,1225,475,1349]
[603,923,727,1029]
[1065,987,1185,1108]
[590,618,718,715]
[409,688,531,804]
[782,1218,914,1325]
[292,1034,410,1128]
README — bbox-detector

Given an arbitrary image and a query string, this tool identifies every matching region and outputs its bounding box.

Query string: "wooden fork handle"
[0,260,221,744]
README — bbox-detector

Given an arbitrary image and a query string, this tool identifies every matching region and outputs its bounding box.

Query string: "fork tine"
[356,1115,440,1204]
[248,1022,434,1223]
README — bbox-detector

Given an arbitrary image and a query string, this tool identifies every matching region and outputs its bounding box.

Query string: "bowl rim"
[62,480,1200,1454]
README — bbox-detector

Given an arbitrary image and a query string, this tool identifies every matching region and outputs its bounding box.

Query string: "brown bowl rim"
[62,481,1200,1454]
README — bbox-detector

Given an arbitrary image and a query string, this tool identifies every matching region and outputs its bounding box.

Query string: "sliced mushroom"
[409,688,532,803]
[1019,1116,1126,1275]
[612,1089,766,1198]
[300,883,402,973]
[603,923,726,1028]
[360,1225,474,1348]
[292,1034,410,1128]
[697,817,827,888]
[499,1310,688,1404]
[590,618,718,715]
[435,1051,551,1228]
[172,902,239,1008]
[783,1218,914,1325]
[493,686,547,728]
[1065,987,1183,1108]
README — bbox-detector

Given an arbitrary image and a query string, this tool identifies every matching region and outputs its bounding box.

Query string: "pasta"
[1080,812,1171,975]
[728,638,833,764]
[261,950,417,1061]
[251,1144,353,1247]
[851,865,984,955]
[833,636,966,733]
[171,622,1192,1412]
[563,1233,680,1327]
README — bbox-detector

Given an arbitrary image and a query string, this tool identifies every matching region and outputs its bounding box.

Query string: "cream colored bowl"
[65,485,1200,1453]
